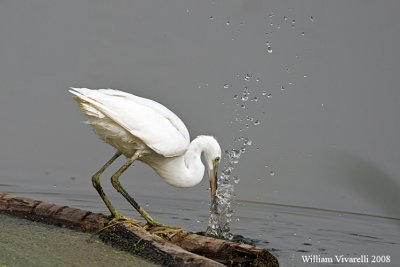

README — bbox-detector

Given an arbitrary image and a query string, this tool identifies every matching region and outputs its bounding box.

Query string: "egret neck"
[148,135,220,191]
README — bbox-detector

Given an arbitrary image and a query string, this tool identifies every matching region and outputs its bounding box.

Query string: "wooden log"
[0,193,279,267]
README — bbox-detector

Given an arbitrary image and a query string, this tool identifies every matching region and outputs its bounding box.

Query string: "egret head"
[201,136,221,204]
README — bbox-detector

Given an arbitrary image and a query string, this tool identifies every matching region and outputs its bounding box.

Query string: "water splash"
[206,137,251,239]
[207,73,264,238]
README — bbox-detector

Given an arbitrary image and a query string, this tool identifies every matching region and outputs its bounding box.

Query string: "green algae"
[0,214,159,267]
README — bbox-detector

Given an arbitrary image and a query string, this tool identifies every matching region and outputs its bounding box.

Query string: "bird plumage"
[69,88,190,157]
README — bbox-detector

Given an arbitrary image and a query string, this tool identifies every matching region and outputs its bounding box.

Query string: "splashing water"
[206,73,264,239]
[206,137,250,239]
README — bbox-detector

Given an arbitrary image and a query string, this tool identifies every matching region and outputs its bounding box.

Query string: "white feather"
[69,88,189,157]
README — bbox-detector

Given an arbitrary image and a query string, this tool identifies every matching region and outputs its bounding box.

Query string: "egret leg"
[110,153,174,228]
[92,151,122,218]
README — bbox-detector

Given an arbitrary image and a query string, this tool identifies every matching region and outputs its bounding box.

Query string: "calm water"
[2,183,399,266]
[0,213,158,267]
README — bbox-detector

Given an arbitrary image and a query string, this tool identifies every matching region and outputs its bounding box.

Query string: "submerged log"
[0,193,279,267]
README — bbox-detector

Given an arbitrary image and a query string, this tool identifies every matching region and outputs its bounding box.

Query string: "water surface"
[0,213,158,267]
[2,183,399,266]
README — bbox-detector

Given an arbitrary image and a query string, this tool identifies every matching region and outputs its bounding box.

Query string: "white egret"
[69,88,221,227]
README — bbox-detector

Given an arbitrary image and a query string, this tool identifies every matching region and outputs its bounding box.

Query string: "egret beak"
[209,161,219,205]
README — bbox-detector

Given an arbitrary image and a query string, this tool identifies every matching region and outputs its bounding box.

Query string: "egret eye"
[215,157,220,163]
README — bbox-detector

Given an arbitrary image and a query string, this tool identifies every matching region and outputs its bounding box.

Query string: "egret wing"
[69,88,190,157]
[97,89,190,142]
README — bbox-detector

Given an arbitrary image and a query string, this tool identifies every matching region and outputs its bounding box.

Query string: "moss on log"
[0,193,279,267]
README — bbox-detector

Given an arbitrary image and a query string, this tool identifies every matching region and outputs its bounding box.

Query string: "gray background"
[1,0,399,219]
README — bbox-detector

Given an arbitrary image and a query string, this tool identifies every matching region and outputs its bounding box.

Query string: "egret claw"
[145,221,181,229]
[151,227,184,240]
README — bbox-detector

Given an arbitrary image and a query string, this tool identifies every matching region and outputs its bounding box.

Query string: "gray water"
[1,0,400,266]
[0,213,159,267]
[2,185,400,266]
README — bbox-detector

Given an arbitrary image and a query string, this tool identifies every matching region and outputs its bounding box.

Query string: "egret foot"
[139,208,181,229]
[143,219,181,229]
[108,213,133,222]
[150,227,184,240]
[107,213,144,228]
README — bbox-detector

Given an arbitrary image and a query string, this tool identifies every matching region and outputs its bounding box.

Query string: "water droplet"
[230,150,241,160]
[284,16,288,21]
[245,124,249,128]
[223,84,230,89]
[241,95,249,101]
[291,20,295,28]
[244,74,253,81]
[254,120,260,126]
[209,16,214,20]
[269,13,274,19]
[267,46,272,53]
[303,75,308,78]
[226,19,230,25]
[240,104,246,109]
[276,24,281,29]
[301,32,305,36]
[267,93,272,98]
[223,168,232,176]
[281,86,285,91]
[262,90,267,96]
[265,165,269,168]
[270,171,275,176]
[233,176,240,184]
[233,95,238,99]
[251,97,258,102]
[310,16,314,21]
[52,185,57,188]
[236,218,240,221]
[244,138,252,146]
